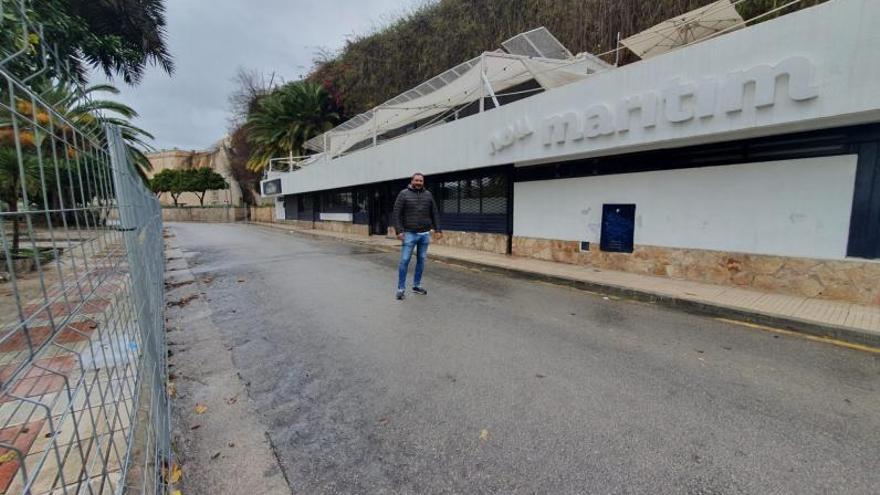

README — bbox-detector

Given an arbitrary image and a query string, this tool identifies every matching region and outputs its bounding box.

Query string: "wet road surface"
[170,222,880,495]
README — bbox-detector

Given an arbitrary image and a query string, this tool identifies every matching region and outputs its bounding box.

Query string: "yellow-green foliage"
[308,0,826,117]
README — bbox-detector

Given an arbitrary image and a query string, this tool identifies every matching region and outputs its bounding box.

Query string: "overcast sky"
[91,0,420,151]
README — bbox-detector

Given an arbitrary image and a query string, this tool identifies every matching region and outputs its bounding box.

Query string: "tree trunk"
[197,192,205,207]
[9,199,20,253]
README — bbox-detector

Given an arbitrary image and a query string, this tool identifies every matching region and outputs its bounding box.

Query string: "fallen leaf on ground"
[171,491,182,495]
[211,452,221,460]
[237,278,246,283]
[163,463,183,483]
[171,464,183,483]
[228,442,235,448]
[167,382,177,398]
[0,451,17,463]
[167,294,198,308]
[377,416,390,425]
[479,429,490,441]
[226,396,238,405]
[194,404,208,414]
[164,280,194,290]
[190,425,200,430]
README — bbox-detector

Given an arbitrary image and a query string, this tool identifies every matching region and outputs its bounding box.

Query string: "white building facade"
[262,0,880,306]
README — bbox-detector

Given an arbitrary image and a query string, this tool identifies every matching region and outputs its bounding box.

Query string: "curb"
[162,227,294,494]
[249,222,880,350]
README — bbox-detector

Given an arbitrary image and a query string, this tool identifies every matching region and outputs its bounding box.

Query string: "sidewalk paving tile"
[0,234,138,494]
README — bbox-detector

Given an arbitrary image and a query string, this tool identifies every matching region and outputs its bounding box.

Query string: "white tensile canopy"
[621,0,744,59]
[305,28,612,158]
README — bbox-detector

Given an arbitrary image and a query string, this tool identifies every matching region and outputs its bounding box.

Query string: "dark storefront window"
[481,175,507,214]
[434,171,509,233]
[461,178,480,213]
[353,189,369,224]
[438,174,507,216]
[441,180,460,212]
[321,190,353,213]
[283,195,298,220]
[296,194,314,221]
[285,168,511,235]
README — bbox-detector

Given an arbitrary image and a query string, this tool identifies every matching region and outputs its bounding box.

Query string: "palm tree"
[68,0,174,83]
[36,80,156,179]
[245,81,340,171]
[3,0,175,84]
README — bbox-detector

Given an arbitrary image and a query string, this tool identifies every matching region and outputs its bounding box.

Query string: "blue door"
[600,204,636,253]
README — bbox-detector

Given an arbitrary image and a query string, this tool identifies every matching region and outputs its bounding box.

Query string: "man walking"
[392,173,442,300]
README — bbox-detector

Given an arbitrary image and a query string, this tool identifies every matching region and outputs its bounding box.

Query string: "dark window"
[461,179,480,213]
[434,172,509,233]
[438,174,507,215]
[321,190,352,213]
[441,180,460,213]
[262,179,281,196]
[848,139,880,259]
[481,175,507,214]
[284,195,298,220]
[514,125,857,184]
[353,189,369,224]
[354,189,367,213]
[600,204,636,253]
[296,194,314,221]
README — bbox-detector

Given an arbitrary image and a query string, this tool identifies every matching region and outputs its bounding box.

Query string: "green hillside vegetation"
[308,0,826,117]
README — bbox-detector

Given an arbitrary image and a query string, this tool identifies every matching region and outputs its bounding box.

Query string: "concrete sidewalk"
[250,222,880,349]
[164,231,291,495]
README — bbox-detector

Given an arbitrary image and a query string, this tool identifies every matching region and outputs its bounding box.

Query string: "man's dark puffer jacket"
[392,186,441,233]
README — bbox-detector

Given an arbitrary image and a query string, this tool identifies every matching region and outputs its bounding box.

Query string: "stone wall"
[250,213,367,235]
[249,206,276,223]
[314,221,369,236]
[280,219,314,230]
[433,230,509,255]
[162,207,246,223]
[512,236,880,306]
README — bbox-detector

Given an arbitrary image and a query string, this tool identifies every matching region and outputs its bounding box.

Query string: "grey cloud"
[92,0,418,151]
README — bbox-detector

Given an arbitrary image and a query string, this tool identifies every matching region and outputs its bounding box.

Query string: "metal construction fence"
[0,0,169,493]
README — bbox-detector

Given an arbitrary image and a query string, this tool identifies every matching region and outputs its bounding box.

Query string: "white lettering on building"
[489,117,534,154]
[490,56,818,154]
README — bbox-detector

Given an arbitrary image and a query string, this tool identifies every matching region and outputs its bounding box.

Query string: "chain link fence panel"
[0,1,170,493]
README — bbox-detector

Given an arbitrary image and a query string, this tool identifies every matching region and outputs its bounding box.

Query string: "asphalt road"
[170,222,880,495]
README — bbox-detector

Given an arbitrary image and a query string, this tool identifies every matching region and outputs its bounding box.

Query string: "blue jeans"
[398,231,430,290]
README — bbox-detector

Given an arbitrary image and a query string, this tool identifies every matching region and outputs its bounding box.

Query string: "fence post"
[106,124,171,483]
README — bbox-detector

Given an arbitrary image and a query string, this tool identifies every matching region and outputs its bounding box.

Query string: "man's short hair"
[411,172,425,180]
